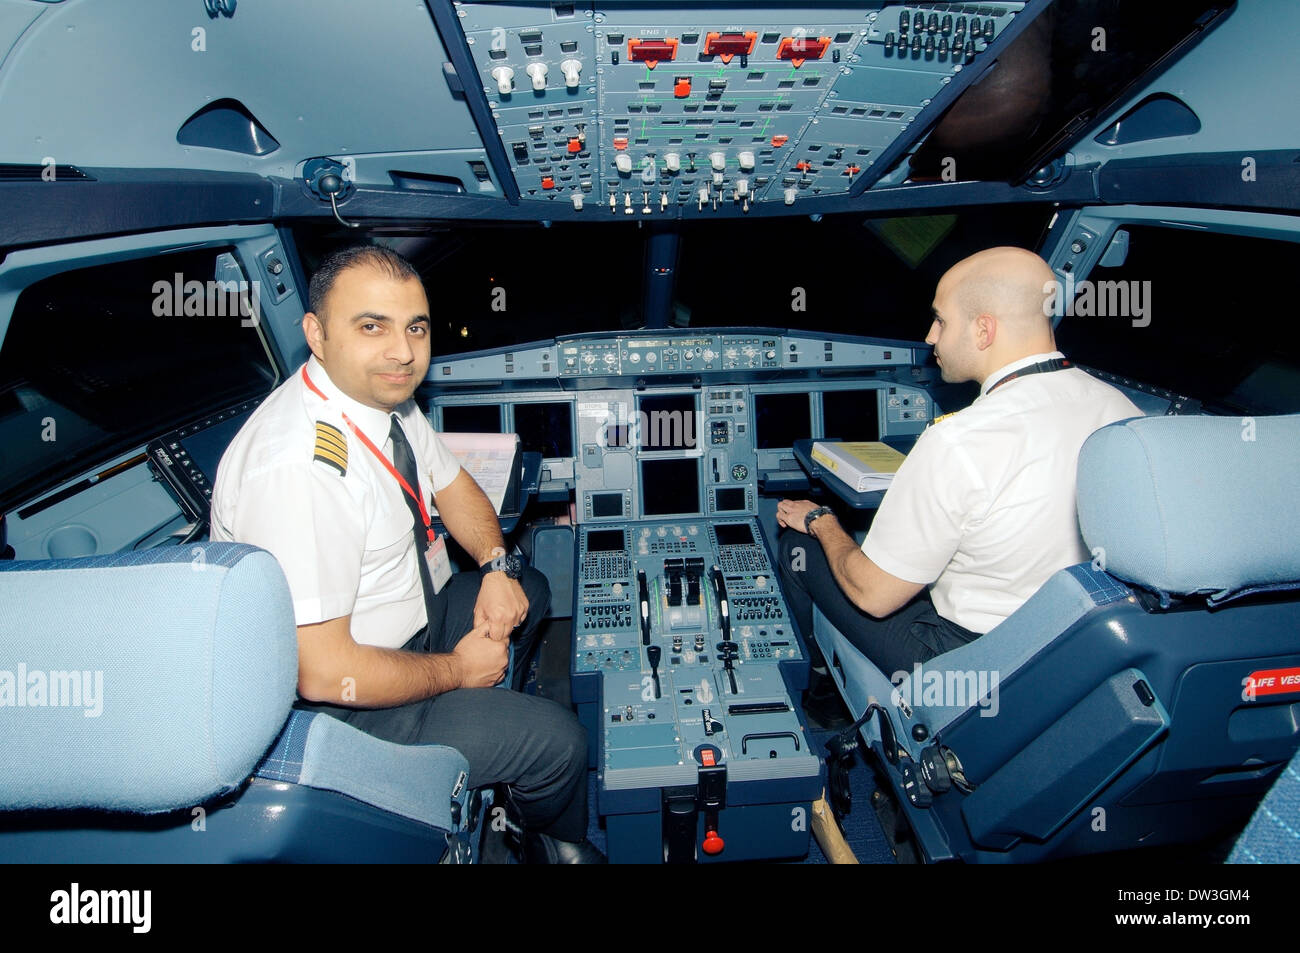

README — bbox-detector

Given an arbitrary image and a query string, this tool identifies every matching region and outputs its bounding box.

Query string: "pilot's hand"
[474,570,529,642]
[775,499,822,534]
[453,622,509,688]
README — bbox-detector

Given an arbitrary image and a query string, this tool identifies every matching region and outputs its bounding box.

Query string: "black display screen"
[586,529,626,553]
[441,404,502,433]
[591,492,623,517]
[714,487,747,512]
[714,523,754,547]
[514,401,573,458]
[637,394,699,451]
[755,393,811,449]
[822,390,880,442]
[640,458,700,516]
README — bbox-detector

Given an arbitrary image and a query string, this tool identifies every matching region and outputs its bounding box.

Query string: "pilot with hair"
[777,246,1139,699]
[211,244,604,863]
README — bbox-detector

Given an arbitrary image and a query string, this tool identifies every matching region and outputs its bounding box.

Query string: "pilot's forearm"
[296,618,461,707]
[434,469,507,566]
[811,515,876,614]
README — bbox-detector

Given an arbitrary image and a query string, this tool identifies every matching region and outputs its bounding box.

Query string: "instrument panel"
[453,1,1021,212]
[428,328,938,513]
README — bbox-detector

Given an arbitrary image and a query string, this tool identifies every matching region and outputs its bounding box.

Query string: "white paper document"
[433,432,520,515]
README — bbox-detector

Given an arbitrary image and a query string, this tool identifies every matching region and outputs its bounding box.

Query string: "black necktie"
[389,415,437,630]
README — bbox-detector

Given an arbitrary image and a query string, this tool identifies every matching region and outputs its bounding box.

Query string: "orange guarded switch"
[703,31,757,63]
[628,37,678,68]
[770,134,789,147]
[613,136,628,151]
[776,35,832,67]
[673,77,692,98]
[541,176,555,189]
[567,138,583,153]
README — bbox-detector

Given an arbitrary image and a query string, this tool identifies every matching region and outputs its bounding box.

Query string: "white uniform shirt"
[862,351,1140,634]
[210,356,463,648]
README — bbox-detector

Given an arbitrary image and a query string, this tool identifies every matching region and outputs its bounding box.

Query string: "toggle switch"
[738,151,755,171]
[560,59,582,88]
[525,62,548,90]
[710,152,726,171]
[571,193,583,210]
[491,66,514,95]
[616,153,633,174]
[664,152,681,172]
[784,187,797,205]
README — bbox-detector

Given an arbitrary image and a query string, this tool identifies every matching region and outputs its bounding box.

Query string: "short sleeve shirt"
[862,352,1141,634]
[210,356,463,648]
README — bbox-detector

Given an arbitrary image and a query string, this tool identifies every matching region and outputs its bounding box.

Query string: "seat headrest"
[1078,414,1300,602]
[0,543,297,812]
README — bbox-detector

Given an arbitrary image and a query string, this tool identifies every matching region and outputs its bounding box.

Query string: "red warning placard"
[1244,667,1300,698]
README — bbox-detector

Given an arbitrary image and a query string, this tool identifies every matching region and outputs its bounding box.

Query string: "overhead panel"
[454,1,1021,216]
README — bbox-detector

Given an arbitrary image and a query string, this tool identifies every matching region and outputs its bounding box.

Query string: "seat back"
[0,543,297,813]
[0,543,483,862]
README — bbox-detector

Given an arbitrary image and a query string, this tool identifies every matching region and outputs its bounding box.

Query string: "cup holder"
[45,525,99,559]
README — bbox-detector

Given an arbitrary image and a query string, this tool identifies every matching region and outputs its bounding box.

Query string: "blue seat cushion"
[0,544,297,812]
[1077,414,1300,602]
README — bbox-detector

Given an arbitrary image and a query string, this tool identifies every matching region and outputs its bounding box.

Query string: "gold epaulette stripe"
[928,411,958,428]
[313,422,347,475]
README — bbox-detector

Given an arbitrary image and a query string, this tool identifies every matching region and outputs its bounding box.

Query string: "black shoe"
[524,832,608,864]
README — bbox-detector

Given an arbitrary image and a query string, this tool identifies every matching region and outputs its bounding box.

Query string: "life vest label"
[1243,666,1300,699]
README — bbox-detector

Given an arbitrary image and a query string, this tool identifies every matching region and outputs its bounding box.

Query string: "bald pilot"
[777,247,1140,681]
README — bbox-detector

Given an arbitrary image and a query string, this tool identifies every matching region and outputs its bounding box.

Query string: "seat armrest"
[256,711,471,833]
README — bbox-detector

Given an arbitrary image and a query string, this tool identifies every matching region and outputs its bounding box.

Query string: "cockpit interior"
[1,0,1298,875]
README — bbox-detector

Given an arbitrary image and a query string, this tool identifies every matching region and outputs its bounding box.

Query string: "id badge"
[426,534,453,594]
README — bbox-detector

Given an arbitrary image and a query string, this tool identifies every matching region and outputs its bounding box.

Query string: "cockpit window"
[294,204,1052,355]
[0,249,278,513]
[1054,224,1300,415]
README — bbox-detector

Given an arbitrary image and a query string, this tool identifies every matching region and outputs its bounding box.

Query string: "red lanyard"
[302,365,435,544]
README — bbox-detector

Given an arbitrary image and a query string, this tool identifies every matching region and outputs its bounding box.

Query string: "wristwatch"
[480,552,526,580]
[804,505,834,534]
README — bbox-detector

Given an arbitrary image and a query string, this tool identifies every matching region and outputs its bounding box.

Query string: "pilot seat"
[0,543,487,863]
[813,413,1300,862]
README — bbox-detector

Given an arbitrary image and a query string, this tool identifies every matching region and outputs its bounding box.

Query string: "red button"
[613,136,628,151]
[541,177,555,189]
[771,134,789,147]
[568,138,583,153]
[702,830,725,855]
[795,160,812,172]
[674,78,691,98]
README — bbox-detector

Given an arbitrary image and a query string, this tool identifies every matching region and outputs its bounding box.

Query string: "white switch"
[698,187,709,210]
[640,157,657,184]
[735,177,749,197]
[712,170,724,186]
[560,59,582,88]
[738,151,755,171]
[491,66,514,95]
[784,187,797,205]
[710,152,726,171]
[525,62,548,90]
[615,153,633,174]
[571,193,584,210]
[664,152,681,172]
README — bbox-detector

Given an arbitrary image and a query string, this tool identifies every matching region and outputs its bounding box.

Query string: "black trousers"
[295,567,589,842]
[777,530,978,678]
